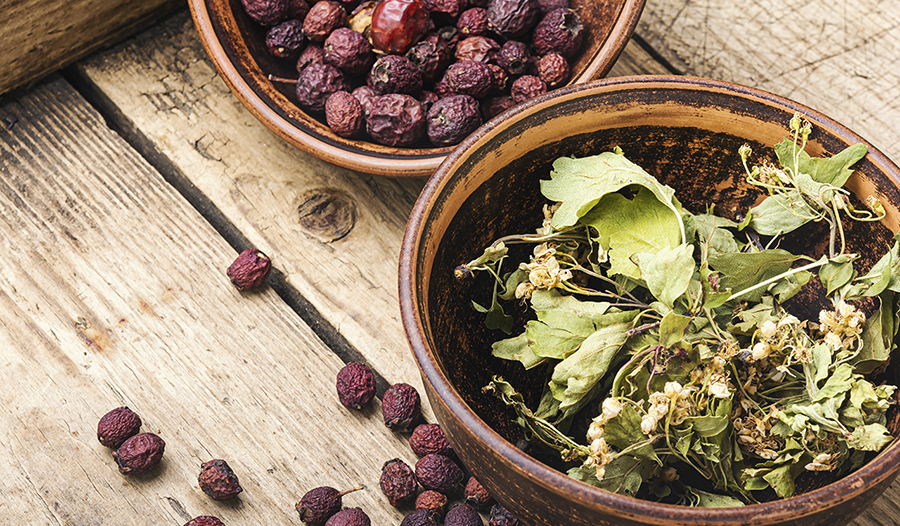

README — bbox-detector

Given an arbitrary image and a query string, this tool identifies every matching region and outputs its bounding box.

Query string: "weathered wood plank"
[0,0,181,97]
[0,77,415,525]
[637,0,900,165]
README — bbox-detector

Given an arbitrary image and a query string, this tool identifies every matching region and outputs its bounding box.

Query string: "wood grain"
[0,77,415,525]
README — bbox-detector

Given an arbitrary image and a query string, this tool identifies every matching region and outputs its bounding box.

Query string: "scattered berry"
[415,489,449,518]
[380,458,419,507]
[114,432,165,476]
[296,486,363,525]
[184,516,226,526]
[324,507,371,526]
[227,248,272,290]
[488,504,520,526]
[336,361,377,409]
[409,423,453,458]
[464,476,494,510]
[199,459,243,501]
[415,453,463,494]
[445,503,484,526]
[400,508,441,526]
[381,383,422,431]
[97,406,142,449]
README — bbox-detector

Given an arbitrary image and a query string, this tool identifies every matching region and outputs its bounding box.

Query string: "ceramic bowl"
[399,75,900,526]
[188,0,646,177]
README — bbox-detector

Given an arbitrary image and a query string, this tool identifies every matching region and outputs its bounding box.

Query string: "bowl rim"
[187,0,648,177]
[399,74,900,523]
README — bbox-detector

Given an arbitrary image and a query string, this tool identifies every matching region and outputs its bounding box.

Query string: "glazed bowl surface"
[188,0,646,177]
[399,75,900,526]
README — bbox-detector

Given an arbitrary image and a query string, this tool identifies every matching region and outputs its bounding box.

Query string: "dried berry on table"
[426,94,482,146]
[326,90,366,138]
[370,0,431,54]
[113,432,165,476]
[335,361,376,408]
[455,36,500,63]
[414,453,463,494]
[381,382,423,431]
[97,406,142,449]
[510,74,546,103]
[297,44,326,72]
[533,7,583,57]
[415,490,449,518]
[366,94,426,147]
[227,248,273,291]
[184,516,226,526]
[495,40,531,75]
[457,8,488,36]
[380,458,419,507]
[445,503,484,526]
[488,504,520,526]
[409,423,453,457]
[368,55,423,96]
[536,52,569,87]
[445,60,493,99]
[198,459,243,500]
[295,64,353,112]
[323,507,371,526]
[266,19,307,59]
[463,476,494,510]
[486,0,540,38]
[296,486,363,525]
[400,508,441,526]
[303,1,349,42]
[241,0,290,25]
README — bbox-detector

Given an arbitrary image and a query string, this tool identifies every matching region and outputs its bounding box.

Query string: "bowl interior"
[189,0,647,176]
[404,76,900,524]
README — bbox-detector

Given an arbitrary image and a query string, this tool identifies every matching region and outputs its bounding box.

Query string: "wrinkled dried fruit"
[445,60,493,99]
[97,406,142,449]
[406,40,452,84]
[352,85,379,116]
[199,459,243,500]
[495,40,530,75]
[335,361,376,408]
[510,74,546,103]
[324,507,371,526]
[366,94,426,146]
[455,36,500,63]
[533,7,583,57]
[297,44,326,72]
[241,0,290,25]
[415,453,463,494]
[400,509,441,526]
[324,27,373,76]
[296,64,352,112]
[266,19,306,59]
[480,95,516,121]
[326,90,365,138]
[409,423,453,457]
[184,516,226,526]
[486,64,508,94]
[380,458,418,507]
[114,432,165,476]
[303,1,348,42]
[536,0,567,13]
[432,77,456,98]
[536,52,569,87]
[426,94,481,146]
[422,0,466,17]
[288,0,312,18]
[227,248,273,290]
[415,490,449,518]
[445,503,483,526]
[486,0,540,38]
[463,476,494,510]
[370,0,431,54]
[457,7,488,36]
[296,486,362,525]
[381,382,422,431]
[419,90,440,111]
[368,55,423,96]
[488,504,520,526]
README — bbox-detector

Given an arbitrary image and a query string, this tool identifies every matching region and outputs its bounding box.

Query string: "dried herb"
[463,113,898,506]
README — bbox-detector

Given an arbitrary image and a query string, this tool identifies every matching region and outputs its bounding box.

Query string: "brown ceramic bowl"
[188,0,646,177]
[399,76,900,526]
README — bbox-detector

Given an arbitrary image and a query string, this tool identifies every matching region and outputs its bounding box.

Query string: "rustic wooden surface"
[0,0,898,523]
[0,0,180,97]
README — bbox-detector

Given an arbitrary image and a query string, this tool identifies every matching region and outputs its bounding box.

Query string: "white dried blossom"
[585,437,614,480]
[759,320,778,339]
[751,341,771,361]
[805,452,838,471]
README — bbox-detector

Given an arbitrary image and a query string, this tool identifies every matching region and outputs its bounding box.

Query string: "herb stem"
[726,258,828,302]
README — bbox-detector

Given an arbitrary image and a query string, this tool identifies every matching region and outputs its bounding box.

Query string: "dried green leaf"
[851,423,893,451]
[774,139,867,187]
[687,486,746,507]
[708,249,802,303]
[633,244,696,309]
[491,333,547,369]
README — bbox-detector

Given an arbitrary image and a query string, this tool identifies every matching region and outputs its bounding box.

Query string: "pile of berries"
[240,0,584,147]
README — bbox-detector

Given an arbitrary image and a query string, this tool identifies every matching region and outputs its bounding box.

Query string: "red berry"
[370,0,431,54]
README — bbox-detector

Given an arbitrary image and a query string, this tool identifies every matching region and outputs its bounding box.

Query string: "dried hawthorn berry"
[537,0,567,13]
[445,60,493,99]
[433,77,456,98]
[97,406,142,449]
[409,423,453,457]
[415,453,463,494]
[368,55,423,96]
[380,458,418,507]
[536,52,569,87]
[297,44,326,72]
[533,7,583,57]
[406,40,452,84]
[445,503,483,526]
[241,0,290,25]
[434,25,460,49]
[227,248,272,290]
[488,504,520,526]
[463,476,494,510]
[288,0,312,18]
[114,432,165,476]
[198,459,243,501]
[324,507,371,526]
[381,382,422,431]
[455,36,500,63]
[370,0,431,54]
[366,93,426,146]
[419,90,440,111]
[324,28,373,76]
[496,40,530,75]
[296,486,362,525]
[266,19,306,59]
[486,64,508,94]
[486,0,540,38]
[352,85,379,116]
[457,8,488,36]
[335,361,376,408]
[426,94,481,146]
[422,0,466,17]
[481,95,516,120]
[510,74,546,103]
[296,63,352,112]
[303,1,348,42]
[184,517,226,526]
[400,509,441,526]
[415,490,449,518]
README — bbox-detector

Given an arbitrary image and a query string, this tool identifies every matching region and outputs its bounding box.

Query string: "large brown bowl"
[399,76,900,526]
[188,0,646,177]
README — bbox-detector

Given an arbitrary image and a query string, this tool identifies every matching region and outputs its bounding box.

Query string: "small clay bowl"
[399,76,900,526]
[188,0,646,177]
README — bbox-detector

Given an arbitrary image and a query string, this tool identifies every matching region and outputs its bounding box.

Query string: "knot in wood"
[296,188,357,242]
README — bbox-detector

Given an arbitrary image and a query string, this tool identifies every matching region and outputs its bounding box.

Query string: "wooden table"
[1,1,899,524]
